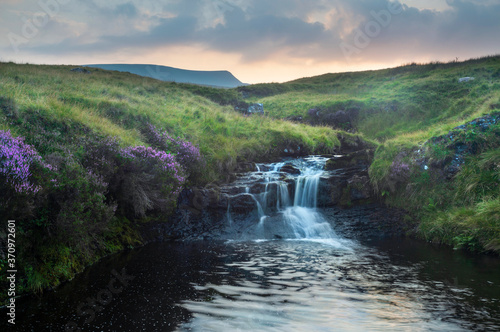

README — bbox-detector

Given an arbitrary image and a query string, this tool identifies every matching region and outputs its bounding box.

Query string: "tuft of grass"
[419,198,500,252]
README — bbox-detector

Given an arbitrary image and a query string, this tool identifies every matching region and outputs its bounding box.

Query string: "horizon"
[4,54,497,85]
[1,0,500,83]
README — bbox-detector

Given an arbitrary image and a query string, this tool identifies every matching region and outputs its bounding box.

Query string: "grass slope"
[238,55,500,254]
[0,62,343,298]
[0,62,340,182]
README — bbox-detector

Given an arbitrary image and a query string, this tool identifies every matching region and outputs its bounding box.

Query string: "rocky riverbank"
[141,149,415,243]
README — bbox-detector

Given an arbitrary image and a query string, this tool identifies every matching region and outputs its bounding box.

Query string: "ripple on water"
[3,239,499,332]
[176,240,492,332]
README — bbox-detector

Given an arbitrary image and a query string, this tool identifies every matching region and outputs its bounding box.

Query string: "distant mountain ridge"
[85,64,246,88]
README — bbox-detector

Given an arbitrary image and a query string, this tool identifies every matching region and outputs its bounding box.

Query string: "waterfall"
[294,174,321,208]
[283,156,335,240]
[277,183,290,211]
[226,156,339,242]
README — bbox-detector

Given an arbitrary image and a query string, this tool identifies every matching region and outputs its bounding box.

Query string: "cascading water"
[225,156,341,243]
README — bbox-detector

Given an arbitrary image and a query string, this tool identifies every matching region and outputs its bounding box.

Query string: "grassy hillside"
[0,63,340,181]
[0,62,343,298]
[0,56,499,301]
[238,55,500,254]
[248,56,500,141]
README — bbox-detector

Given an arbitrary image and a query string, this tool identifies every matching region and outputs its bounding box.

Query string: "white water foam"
[226,156,350,248]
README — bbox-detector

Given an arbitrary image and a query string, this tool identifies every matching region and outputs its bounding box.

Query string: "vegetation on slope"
[1,55,499,302]
[0,62,341,300]
[240,56,500,254]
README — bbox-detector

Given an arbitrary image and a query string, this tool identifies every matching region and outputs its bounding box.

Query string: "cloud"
[0,0,499,76]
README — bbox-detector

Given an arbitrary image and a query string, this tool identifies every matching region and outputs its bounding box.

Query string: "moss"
[339,185,353,208]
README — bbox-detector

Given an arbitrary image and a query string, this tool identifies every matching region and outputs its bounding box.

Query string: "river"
[2,157,499,331]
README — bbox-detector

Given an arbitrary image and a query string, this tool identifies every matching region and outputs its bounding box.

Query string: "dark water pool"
[3,237,499,331]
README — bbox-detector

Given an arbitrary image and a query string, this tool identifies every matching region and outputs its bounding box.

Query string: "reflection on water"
[4,238,499,331]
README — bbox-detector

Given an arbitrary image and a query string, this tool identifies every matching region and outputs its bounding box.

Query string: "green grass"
[248,56,500,142]
[419,198,500,252]
[236,55,500,254]
[0,62,348,300]
[1,56,499,302]
[0,62,342,182]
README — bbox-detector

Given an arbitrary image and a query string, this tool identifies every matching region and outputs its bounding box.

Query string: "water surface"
[5,238,499,331]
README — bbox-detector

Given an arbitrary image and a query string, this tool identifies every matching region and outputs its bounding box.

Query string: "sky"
[0,0,499,83]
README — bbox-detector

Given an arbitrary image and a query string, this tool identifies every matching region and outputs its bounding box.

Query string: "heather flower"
[143,124,204,177]
[390,160,411,180]
[0,130,51,194]
[118,145,186,215]
[120,145,186,187]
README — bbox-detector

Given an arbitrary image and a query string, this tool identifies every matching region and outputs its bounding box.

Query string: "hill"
[0,61,346,297]
[232,55,500,254]
[0,56,499,301]
[85,64,246,88]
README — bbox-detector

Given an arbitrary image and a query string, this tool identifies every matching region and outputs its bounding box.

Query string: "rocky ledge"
[141,144,415,243]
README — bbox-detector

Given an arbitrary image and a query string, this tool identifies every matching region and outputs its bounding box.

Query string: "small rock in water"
[280,164,301,175]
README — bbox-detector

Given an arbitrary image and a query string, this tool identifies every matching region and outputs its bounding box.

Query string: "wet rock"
[280,164,301,175]
[325,149,374,170]
[317,174,344,207]
[323,205,415,241]
[228,193,257,214]
[347,175,372,201]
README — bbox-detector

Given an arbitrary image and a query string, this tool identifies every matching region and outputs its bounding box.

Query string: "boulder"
[307,108,321,118]
[247,103,264,115]
[458,77,475,83]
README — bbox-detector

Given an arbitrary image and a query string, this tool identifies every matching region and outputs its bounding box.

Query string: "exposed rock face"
[325,149,374,170]
[280,164,301,175]
[318,166,373,207]
[337,134,374,154]
[323,205,413,241]
[423,112,500,179]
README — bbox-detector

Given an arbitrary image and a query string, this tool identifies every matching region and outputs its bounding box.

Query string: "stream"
[2,157,500,331]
